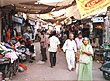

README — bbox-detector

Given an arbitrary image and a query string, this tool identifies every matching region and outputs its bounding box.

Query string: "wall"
[0,11,1,42]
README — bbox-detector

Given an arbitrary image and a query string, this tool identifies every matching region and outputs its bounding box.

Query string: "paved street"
[12,42,107,81]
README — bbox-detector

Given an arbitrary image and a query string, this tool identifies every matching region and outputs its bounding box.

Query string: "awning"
[0,0,38,6]
[39,0,75,7]
[15,3,55,14]
[42,18,66,24]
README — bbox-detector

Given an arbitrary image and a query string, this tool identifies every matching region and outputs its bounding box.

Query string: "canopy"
[0,0,38,6]
[0,0,107,24]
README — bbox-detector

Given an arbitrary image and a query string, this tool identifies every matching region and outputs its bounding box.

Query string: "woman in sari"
[78,37,93,81]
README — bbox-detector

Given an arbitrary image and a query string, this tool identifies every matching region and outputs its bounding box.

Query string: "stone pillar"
[89,23,93,38]
[104,16,108,45]
[107,6,110,45]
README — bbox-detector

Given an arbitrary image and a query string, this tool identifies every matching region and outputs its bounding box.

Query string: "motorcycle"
[100,49,110,80]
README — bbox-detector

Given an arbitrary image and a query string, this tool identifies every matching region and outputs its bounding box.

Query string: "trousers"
[41,47,47,61]
[66,50,75,70]
[49,52,57,67]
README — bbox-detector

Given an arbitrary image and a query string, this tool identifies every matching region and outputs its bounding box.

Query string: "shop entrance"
[93,22,104,45]
[82,28,90,38]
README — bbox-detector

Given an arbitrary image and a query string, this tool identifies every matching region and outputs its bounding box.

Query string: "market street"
[1,0,110,81]
[12,42,107,81]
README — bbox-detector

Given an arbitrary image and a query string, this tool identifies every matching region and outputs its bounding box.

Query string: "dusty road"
[12,42,107,81]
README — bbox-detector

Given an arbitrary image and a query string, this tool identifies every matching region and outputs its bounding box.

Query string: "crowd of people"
[13,24,93,81]
[35,25,93,81]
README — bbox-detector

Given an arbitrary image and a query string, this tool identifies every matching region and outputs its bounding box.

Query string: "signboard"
[12,16,23,24]
[92,17,104,22]
[76,0,110,19]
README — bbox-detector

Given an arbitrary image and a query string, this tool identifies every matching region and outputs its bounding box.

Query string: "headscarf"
[81,37,91,54]
[82,37,90,45]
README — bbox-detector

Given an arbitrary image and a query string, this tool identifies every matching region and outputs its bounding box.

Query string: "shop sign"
[92,17,104,22]
[12,16,23,24]
[76,0,110,19]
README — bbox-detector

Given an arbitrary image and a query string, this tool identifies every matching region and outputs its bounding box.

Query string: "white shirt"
[63,39,77,52]
[48,36,60,52]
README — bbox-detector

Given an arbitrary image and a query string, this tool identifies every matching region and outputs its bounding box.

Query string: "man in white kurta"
[63,34,77,71]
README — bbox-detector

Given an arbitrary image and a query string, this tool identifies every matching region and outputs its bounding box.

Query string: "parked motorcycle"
[100,49,110,80]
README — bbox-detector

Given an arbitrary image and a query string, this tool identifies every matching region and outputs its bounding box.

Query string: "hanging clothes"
[5,51,18,63]
[7,28,11,42]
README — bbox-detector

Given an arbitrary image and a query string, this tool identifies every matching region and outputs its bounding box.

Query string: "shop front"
[1,12,14,42]
[92,17,105,46]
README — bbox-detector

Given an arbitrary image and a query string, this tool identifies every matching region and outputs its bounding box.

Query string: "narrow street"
[12,42,107,81]
[1,0,110,81]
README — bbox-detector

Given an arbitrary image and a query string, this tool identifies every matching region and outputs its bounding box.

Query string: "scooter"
[100,49,110,80]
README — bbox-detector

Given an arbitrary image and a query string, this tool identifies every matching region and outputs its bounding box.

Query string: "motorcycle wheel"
[103,72,110,80]
[4,64,11,79]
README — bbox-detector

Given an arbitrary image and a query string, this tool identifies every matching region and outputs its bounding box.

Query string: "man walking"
[75,33,83,62]
[40,31,48,62]
[63,34,77,71]
[48,31,60,68]
[75,33,83,74]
